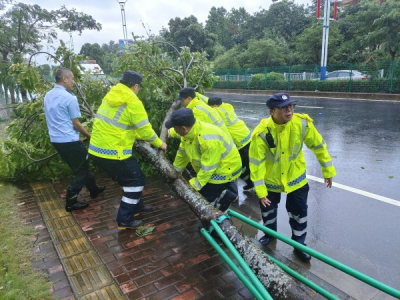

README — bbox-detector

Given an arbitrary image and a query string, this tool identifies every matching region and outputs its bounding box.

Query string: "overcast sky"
[16,0,311,63]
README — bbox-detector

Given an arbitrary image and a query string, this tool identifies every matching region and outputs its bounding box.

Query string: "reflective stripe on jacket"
[249,113,336,198]
[214,102,251,150]
[173,120,242,191]
[89,83,162,160]
[196,92,209,104]
[170,98,232,140]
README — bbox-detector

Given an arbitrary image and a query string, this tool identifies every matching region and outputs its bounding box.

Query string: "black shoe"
[65,190,89,212]
[117,220,143,230]
[243,183,254,191]
[90,186,106,199]
[294,248,312,262]
[259,235,274,246]
[134,205,153,216]
[66,201,89,212]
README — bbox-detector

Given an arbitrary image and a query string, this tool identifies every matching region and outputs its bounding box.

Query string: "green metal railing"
[200,228,269,300]
[227,209,400,299]
[266,254,339,300]
[213,60,400,94]
[202,216,337,299]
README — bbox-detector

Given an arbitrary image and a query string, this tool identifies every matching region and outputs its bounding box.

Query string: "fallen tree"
[135,142,318,299]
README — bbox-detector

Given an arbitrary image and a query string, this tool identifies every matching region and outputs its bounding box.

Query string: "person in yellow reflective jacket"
[249,93,336,262]
[195,91,209,103]
[208,96,253,191]
[166,108,242,212]
[89,71,167,230]
[168,87,232,140]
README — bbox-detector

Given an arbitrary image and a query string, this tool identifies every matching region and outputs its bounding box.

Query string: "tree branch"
[184,56,194,77]
[17,111,40,141]
[15,152,59,179]
[194,71,206,90]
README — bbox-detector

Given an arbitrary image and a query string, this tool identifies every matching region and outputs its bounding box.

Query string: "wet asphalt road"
[208,92,400,299]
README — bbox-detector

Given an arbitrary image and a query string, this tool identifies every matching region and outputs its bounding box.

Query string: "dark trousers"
[238,143,252,185]
[260,183,309,244]
[90,155,145,224]
[200,180,238,212]
[52,141,97,194]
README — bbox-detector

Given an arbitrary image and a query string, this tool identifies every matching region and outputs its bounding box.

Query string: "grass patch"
[0,183,52,300]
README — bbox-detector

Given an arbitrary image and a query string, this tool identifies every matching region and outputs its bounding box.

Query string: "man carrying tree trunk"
[44,67,105,212]
[166,108,241,212]
[88,70,167,230]
[207,96,254,191]
[168,87,232,140]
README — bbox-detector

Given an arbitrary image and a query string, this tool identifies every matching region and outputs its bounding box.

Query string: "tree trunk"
[9,87,16,104]
[134,141,319,299]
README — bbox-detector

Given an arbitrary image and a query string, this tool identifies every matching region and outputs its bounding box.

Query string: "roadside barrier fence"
[200,210,400,299]
[213,61,400,94]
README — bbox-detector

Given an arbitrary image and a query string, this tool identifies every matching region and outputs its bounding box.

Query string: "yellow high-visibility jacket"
[174,120,242,191]
[249,113,336,198]
[196,92,209,103]
[170,98,232,139]
[89,83,162,160]
[214,102,251,150]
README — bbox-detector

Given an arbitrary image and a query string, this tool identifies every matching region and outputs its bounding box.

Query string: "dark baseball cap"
[266,93,297,108]
[208,97,222,106]
[120,70,143,87]
[174,87,196,102]
[165,108,196,129]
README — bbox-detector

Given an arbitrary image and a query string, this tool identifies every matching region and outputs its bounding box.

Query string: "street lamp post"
[116,0,128,42]
[318,0,339,80]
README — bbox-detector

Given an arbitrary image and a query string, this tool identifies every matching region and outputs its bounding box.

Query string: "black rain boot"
[243,180,254,191]
[134,199,153,216]
[65,189,88,212]
[90,186,106,199]
[216,189,237,212]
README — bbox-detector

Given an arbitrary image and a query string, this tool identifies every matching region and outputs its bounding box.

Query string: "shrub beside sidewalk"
[0,183,51,299]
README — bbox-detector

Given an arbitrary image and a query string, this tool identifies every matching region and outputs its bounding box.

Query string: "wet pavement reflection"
[209,92,400,299]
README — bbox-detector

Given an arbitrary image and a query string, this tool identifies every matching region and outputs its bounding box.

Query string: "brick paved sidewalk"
[19,174,253,300]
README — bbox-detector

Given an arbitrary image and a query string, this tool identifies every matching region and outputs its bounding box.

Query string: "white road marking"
[307,175,400,207]
[229,100,323,109]
[238,116,260,120]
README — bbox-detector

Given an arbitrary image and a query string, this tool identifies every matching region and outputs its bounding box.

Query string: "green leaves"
[9,63,40,92]
[135,225,156,238]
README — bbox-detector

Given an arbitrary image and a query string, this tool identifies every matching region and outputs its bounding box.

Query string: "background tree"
[0,2,101,103]
[351,0,400,61]
[160,16,217,58]
[37,63,51,77]
[205,7,232,50]
[225,7,250,45]
[213,47,243,70]
[241,38,288,68]
[0,3,101,62]
[79,43,105,65]
[78,40,120,75]
[294,21,343,65]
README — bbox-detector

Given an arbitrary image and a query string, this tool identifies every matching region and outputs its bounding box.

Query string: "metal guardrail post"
[227,209,400,299]
[200,229,266,300]
[245,69,248,90]
[389,61,396,93]
[264,68,267,90]
[349,63,353,93]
